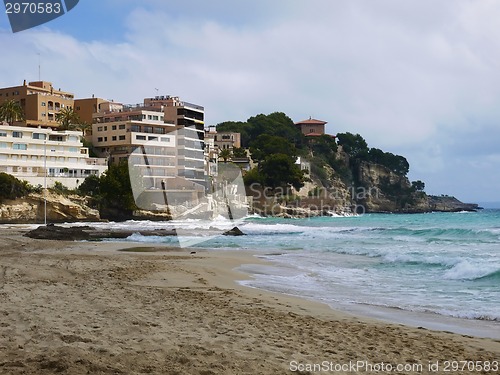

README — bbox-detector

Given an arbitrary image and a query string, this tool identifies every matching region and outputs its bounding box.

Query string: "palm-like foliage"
[219,148,232,162]
[55,107,81,130]
[0,99,24,125]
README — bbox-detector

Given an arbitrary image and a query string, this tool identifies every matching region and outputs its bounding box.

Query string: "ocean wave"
[376,226,500,244]
[443,261,500,281]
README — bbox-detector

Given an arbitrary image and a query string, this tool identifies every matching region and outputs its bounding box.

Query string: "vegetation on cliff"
[77,162,137,220]
[217,112,437,213]
[0,172,33,202]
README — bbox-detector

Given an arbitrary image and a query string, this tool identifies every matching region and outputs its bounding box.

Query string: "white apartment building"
[0,124,107,189]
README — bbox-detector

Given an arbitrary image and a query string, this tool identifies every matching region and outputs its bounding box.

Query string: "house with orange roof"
[294,117,327,137]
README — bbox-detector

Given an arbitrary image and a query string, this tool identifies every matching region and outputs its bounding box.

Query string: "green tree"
[216,112,305,149]
[259,153,305,192]
[77,174,101,196]
[0,99,24,125]
[219,148,232,162]
[249,134,297,163]
[99,162,137,212]
[336,132,369,160]
[0,172,30,202]
[412,180,425,192]
[55,107,81,130]
[243,167,264,187]
[232,147,247,158]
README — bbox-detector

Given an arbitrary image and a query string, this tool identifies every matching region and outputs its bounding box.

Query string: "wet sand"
[0,227,499,374]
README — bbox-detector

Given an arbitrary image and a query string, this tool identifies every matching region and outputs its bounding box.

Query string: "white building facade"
[0,124,107,189]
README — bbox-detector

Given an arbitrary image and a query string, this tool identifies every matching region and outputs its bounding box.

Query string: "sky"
[1,0,499,204]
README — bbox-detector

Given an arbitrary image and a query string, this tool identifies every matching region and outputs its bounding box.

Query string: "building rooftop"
[295,118,328,125]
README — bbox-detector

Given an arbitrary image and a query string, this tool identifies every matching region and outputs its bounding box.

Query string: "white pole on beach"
[44,138,47,225]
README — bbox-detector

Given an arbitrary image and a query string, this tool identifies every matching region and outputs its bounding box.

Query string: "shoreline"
[236,261,500,341]
[1,228,499,374]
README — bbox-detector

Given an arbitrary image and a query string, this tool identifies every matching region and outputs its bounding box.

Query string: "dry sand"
[0,227,499,375]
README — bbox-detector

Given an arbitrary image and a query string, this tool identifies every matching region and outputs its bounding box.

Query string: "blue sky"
[1,0,500,203]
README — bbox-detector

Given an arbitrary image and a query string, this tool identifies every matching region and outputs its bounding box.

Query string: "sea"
[16,209,500,338]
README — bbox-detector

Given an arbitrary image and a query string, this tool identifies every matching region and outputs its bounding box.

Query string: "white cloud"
[1,0,500,200]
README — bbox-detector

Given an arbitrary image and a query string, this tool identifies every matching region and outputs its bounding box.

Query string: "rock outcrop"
[24,224,177,241]
[0,192,100,224]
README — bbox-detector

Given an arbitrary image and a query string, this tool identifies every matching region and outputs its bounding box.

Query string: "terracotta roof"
[304,132,324,137]
[295,118,327,125]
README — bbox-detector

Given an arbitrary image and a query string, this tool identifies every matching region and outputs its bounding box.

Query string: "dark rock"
[428,196,479,212]
[24,226,177,241]
[24,225,92,241]
[223,226,246,236]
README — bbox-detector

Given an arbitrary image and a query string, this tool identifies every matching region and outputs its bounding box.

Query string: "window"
[0,142,7,148]
[32,133,46,140]
[148,136,158,141]
[112,136,117,141]
[97,137,103,142]
[154,127,164,134]
[144,126,153,133]
[12,131,22,138]
[41,102,46,106]
[160,137,170,143]
[131,125,140,132]
[97,126,103,131]
[69,147,78,153]
[104,126,108,131]
[148,115,153,120]
[119,135,126,140]
[0,132,7,137]
[136,135,146,140]
[13,144,28,150]
[112,125,117,130]
[104,137,108,141]
[76,106,80,110]
[153,115,159,121]
[119,124,126,130]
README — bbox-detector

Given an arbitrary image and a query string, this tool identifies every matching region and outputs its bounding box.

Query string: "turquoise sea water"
[99,209,500,324]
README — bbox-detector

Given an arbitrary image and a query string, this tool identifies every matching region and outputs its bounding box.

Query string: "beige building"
[0,80,75,128]
[205,126,241,151]
[0,124,107,189]
[90,95,206,189]
[74,97,111,126]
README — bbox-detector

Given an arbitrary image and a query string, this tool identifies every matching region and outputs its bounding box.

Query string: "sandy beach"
[0,227,499,374]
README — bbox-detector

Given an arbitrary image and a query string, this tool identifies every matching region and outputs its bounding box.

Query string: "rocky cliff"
[295,150,478,215]
[0,192,100,224]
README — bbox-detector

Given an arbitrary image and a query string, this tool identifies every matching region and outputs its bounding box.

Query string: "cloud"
[1,0,500,200]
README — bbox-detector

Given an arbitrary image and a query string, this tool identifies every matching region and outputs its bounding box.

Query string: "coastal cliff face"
[355,161,429,213]
[296,150,476,215]
[0,192,100,224]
